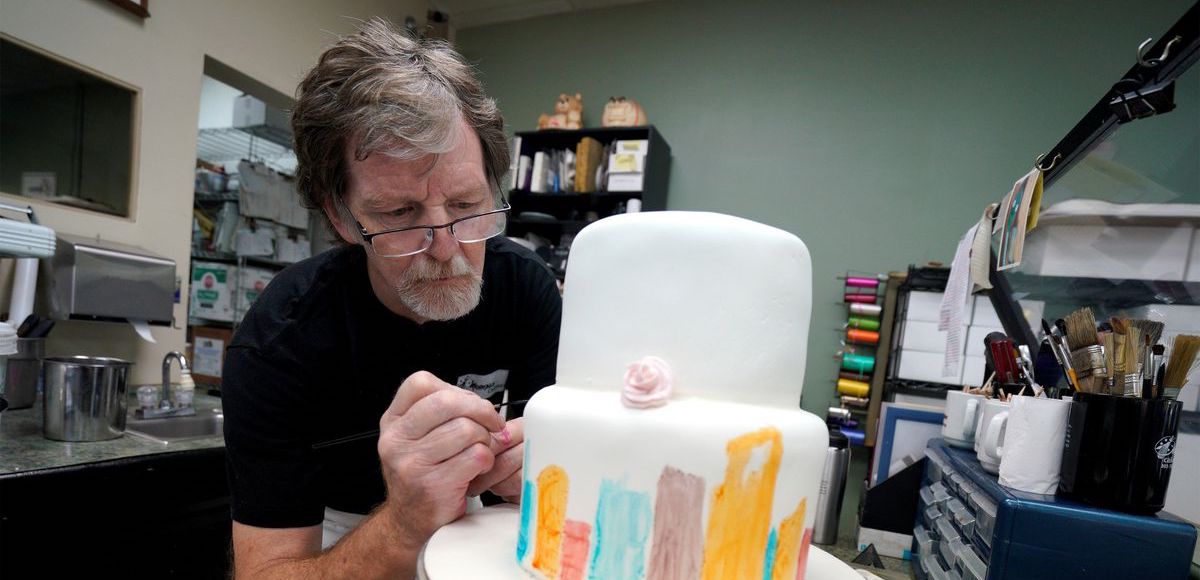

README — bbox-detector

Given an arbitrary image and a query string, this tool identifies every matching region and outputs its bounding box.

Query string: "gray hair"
[291,18,509,240]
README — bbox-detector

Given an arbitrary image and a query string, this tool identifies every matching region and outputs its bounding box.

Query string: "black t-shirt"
[222,237,561,528]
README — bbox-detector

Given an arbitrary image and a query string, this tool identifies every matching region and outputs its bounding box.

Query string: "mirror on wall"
[0,36,138,217]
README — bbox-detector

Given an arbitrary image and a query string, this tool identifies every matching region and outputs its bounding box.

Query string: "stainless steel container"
[813,430,851,545]
[5,337,44,409]
[42,356,132,441]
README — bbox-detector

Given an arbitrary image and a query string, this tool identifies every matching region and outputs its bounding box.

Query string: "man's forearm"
[239,509,421,580]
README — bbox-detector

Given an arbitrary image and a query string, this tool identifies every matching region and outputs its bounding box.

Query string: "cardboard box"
[900,320,969,353]
[965,325,1003,356]
[896,349,964,385]
[972,296,1044,328]
[191,325,234,385]
[236,266,276,322]
[189,261,235,322]
[904,291,954,323]
[606,173,644,192]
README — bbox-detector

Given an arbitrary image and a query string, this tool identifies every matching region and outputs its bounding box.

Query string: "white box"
[189,261,235,322]
[1188,230,1200,283]
[614,139,648,156]
[962,355,987,387]
[966,326,1003,356]
[606,173,644,192]
[901,320,968,353]
[896,349,963,385]
[905,291,952,323]
[607,152,645,173]
[972,296,1045,330]
[1021,224,1193,281]
[236,266,276,321]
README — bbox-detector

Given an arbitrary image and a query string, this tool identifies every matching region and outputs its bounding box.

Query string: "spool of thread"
[841,428,865,446]
[847,316,880,331]
[837,378,871,397]
[846,329,880,345]
[839,371,869,381]
[844,293,878,304]
[827,407,852,422]
[841,353,875,374]
[849,303,882,317]
[844,277,880,289]
[840,395,870,408]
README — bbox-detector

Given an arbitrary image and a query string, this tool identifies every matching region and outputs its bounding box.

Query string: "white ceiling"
[429,0,656,30]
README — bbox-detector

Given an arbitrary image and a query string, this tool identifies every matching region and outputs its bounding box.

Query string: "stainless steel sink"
[125,409,224,443]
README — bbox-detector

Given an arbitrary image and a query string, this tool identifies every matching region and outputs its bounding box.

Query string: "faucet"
[135,351,196,419]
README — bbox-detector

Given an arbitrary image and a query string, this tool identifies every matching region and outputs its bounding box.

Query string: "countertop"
[0,388,225,477]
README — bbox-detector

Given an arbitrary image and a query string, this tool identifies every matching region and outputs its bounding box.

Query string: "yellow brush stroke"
[771,498,807,580]
[533,465,569,578]
[701,427,783,580]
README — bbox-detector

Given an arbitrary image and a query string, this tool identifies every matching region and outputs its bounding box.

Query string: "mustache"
[402,254,475,282]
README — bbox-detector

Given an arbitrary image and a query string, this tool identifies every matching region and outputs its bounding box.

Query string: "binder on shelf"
[575,137,603,193]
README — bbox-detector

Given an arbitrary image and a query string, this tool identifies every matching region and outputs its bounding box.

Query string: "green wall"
[457,0,1193,416]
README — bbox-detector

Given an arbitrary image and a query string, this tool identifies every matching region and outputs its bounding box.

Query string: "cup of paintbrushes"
[1058,391,1181,514]
[1069,345,1106,393]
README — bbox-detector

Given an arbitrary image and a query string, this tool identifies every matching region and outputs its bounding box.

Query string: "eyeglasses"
[352,198,511,258]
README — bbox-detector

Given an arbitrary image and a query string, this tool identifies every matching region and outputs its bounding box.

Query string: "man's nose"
[425,224,460,262]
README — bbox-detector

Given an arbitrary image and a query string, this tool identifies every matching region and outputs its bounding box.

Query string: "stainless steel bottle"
[813,430,851,545]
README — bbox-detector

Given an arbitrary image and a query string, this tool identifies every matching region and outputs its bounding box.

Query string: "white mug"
[942,390,984,449]
[980,396,1071,494]
[974,399,1011,474]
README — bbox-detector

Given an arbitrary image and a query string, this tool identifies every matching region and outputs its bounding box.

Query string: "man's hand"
[376,371,506,549]
[468,417,525,503]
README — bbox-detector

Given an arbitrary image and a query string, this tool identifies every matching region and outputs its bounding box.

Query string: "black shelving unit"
[507,125,671,277]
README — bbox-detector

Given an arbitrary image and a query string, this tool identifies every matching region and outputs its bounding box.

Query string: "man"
[222,18,561,579]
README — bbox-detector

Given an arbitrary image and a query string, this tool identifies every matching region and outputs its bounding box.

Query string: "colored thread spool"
[840,395,870,408]
[847,316,880,331]
[846,329,880,345]
[841,428,865,445]
[839,371,869,381]
[844,277,880,289]
[837,378,871,397]
[844,293,878,304]
[841,353,875,374]
[849,303,882,317]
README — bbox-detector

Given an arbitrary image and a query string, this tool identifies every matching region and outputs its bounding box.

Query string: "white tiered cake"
[423,212,844,580]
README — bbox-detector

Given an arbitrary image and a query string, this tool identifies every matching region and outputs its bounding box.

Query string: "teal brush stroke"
[589,478,652,580]
[516,478,535,562]
[763,528,778,580]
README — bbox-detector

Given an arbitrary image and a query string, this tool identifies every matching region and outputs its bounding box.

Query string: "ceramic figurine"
[601,96,647,127]
[537,93,583,130]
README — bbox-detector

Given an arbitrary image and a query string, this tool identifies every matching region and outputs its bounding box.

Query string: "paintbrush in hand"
[311,399,530,450]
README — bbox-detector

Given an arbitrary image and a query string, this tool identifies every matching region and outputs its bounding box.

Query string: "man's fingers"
[384,371,453,419]
[440,442,497,486]
[400,388,505,439]
[467,442,523,497]
[408,416,494,464]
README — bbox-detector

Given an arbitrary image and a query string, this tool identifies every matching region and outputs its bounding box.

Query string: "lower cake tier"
[517,386,829,580]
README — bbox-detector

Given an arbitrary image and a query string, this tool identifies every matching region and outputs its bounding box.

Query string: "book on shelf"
[575,137,603,193]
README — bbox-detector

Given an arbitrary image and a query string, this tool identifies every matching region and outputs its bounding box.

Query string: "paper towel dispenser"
[43,234,175,326]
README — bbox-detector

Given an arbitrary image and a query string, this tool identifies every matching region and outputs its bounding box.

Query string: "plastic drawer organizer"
[912,439,1195,580]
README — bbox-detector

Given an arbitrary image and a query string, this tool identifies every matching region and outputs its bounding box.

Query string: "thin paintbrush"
[311,399,530,450]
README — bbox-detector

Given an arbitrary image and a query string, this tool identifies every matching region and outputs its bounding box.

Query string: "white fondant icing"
[522,384,828,534]
[558,212,813,409]
[421,506,861,579]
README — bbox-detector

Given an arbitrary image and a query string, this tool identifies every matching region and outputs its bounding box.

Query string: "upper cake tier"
[557,211,813,408]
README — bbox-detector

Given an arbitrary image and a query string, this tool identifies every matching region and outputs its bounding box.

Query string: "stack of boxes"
[605,139,648,192]
[895,292,1044,392]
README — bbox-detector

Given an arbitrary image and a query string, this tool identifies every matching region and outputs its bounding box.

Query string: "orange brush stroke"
[532,465,569,578]
[701,427,783,580]
[771,498,807,580]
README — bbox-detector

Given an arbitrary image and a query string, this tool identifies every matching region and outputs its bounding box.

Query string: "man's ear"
[322,197,358,244]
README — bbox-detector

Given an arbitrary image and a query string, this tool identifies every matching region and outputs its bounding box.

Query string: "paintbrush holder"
[1059,392,1182,514]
